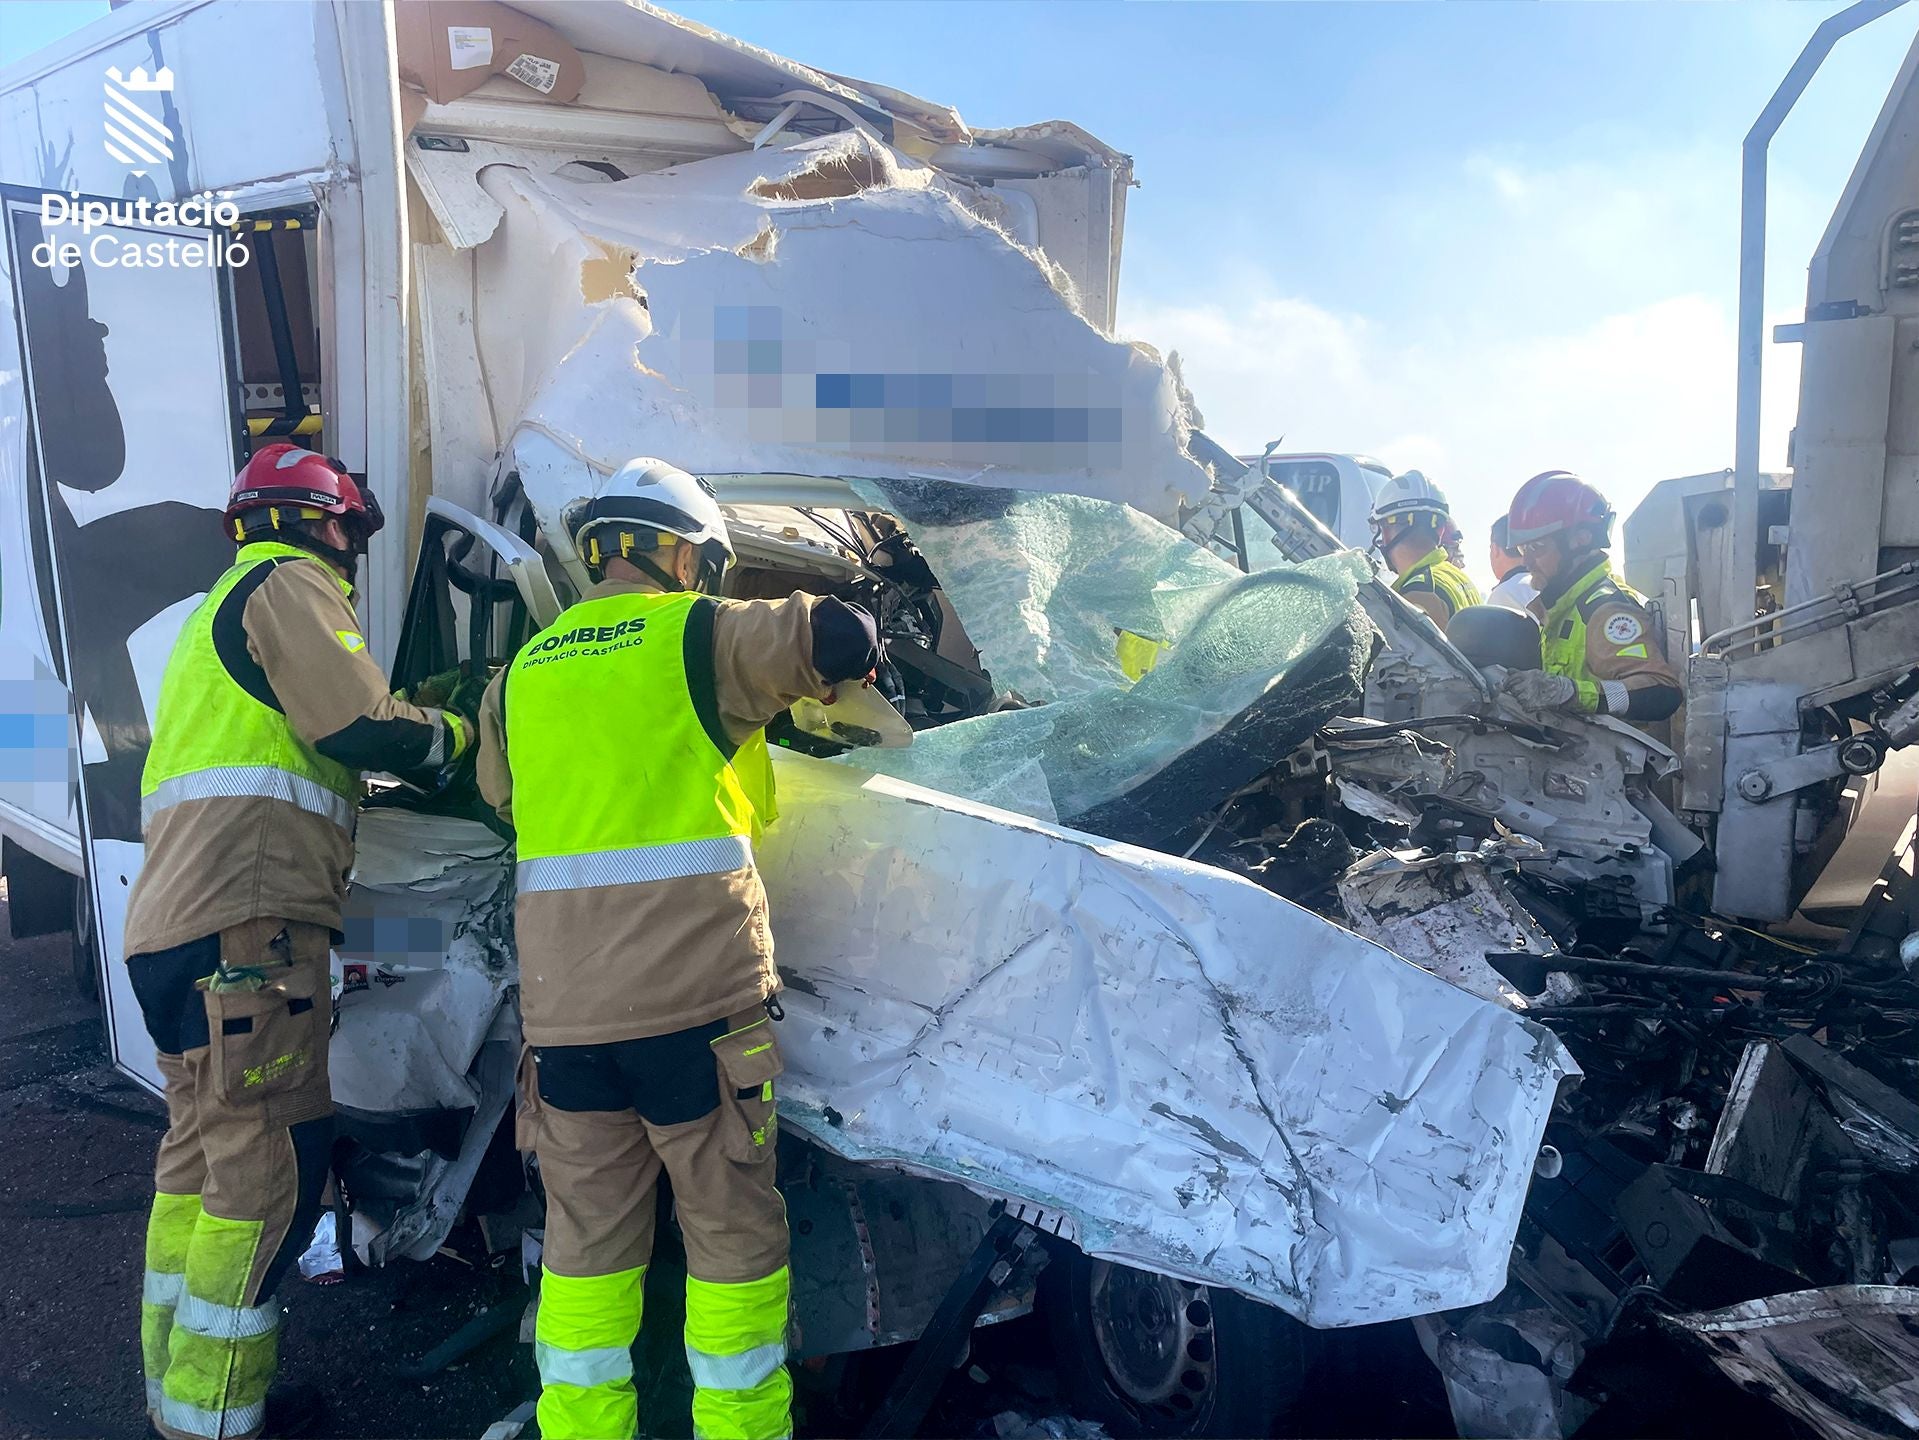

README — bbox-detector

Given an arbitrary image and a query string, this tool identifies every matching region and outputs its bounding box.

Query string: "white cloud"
[1118,136,1820,584]
[1120,282,1802,586]
[1462,154,1530,206]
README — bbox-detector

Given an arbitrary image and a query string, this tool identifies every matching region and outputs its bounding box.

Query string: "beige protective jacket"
[125,555,457,956]
[477,577,837,1046]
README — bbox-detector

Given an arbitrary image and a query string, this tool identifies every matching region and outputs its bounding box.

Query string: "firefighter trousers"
[128,918,334,1440]
[522,1008,790,1440]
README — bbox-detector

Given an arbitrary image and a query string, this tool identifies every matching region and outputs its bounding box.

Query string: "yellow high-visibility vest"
[503,590,763,894]
[1394,546,1482,619]
[1539,558,1655,713]
[140,542,360,833]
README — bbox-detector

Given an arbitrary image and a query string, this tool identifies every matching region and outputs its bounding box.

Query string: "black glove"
[813,598,882,685]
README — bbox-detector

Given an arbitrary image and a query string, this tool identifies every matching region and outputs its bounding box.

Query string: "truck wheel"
[1043,1248,1306,1438]
[71,885,99,1003]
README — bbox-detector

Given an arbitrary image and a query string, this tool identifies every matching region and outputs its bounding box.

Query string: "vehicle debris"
[1357,849,1919,1436]
[338,466,1586,1335]
[1659,1285,1919,1440]
[298,1211,346,1286]
[992,1412,1112,1440]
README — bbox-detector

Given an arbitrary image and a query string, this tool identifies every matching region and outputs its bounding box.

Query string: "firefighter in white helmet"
[1369,471,1482,632]
[476,458,880,1439]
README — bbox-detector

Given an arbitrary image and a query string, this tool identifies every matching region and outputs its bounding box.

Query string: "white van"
[1231,450,1395,553]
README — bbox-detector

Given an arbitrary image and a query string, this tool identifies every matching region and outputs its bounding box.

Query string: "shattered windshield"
[837,479,1377,826]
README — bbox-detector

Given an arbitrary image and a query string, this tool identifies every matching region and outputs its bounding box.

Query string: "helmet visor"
[341,480,385,546]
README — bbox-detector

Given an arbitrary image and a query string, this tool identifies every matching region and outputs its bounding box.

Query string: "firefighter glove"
[1501,668,1580,711]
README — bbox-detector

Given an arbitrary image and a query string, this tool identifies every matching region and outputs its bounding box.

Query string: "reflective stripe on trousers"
[159,1394,268,1440]
[536,1340,634,1388]
[143,1192,204,1408]
[163,1212,280,1439]
[516,835,752,894]
[174,1291,282,1341]
[686,1268,792,1440]
[142,765,353,831]
[537,1265,646,1440]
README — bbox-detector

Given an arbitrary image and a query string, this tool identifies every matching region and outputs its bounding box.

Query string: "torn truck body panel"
[329,807,521,1265]
[512,0,960,142]
[464,131,1208,532]
[757,752,1576,1328]
[332,809,515,1117]
[430,1,1134,330]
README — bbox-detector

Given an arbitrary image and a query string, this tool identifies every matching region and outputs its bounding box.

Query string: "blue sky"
[664,1,1917,558]
[6,1,1915,563]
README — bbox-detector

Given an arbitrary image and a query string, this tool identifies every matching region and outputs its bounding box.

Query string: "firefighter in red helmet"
[1499,470,1682,726]
[124,444,475,1440]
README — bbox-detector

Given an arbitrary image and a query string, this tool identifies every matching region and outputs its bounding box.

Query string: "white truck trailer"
[1627,18,1919,931]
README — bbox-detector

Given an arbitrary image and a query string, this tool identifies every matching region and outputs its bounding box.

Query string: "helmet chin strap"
[242,520,362,582]
[629,552,683,592]
[589,529,724,593]
[290,527,364,582]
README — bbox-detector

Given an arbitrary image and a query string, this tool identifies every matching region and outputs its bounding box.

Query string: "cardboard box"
[396,1,586,108]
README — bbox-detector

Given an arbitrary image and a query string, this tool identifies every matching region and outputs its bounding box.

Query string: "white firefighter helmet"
[1369,470,1454,550]
[559,457,736,592]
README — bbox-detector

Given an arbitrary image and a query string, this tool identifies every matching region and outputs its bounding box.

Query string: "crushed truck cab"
[339,480,1574,1336]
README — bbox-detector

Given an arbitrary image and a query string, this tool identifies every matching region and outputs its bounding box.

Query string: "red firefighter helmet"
[225,444,384,541]
[1506,470,1613,549]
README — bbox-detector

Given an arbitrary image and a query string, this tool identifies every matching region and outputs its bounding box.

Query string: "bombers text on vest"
[504,590,760,895]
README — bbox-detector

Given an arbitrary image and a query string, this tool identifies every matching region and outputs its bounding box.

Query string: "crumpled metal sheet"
[1779,1033,1919,1176]
[758,751,1578,1327]
[378,1026,521,1264]
[1662,1285,1919,1440]
[1338,846,1578,1009]
[332,808,516,1115]
[1413,1290,1597,1439]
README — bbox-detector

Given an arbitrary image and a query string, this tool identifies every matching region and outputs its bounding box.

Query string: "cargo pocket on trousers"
[205,968,326,1109]
[515,1043,544,1151]
[709,1019,783,1164]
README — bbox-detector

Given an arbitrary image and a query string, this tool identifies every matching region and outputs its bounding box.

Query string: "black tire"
[70,883,99,1004]
[1042,1245,1307,1438]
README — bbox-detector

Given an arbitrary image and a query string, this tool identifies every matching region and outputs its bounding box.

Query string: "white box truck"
[0,0,1142,1086]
